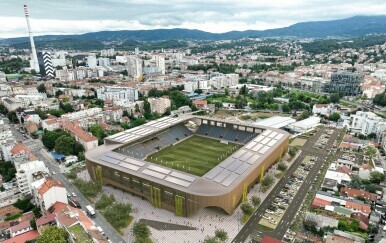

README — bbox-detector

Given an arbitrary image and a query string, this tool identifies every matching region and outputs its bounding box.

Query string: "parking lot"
[258,155,317,231]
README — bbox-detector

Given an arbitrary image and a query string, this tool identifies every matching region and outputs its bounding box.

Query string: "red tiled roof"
[9,220,31,233]
[35,214,56,227]
[345,201,371,214]
[315,104,328,108]
[62,121,97,142]
[312,198,331,208]
[351,212,369,225]
[193,100,208,105]
[2,230,40,243]
[49,202,94,230]
[10,143,37,161]
[37,179,64,196]
[341,187,377,202]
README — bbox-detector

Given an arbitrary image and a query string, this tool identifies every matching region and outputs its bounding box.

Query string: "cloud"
[1,0,386,38]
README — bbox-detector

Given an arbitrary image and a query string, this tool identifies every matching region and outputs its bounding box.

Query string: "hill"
[2,15,386,48]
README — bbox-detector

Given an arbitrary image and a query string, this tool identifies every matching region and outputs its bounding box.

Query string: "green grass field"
[146,136,242,176]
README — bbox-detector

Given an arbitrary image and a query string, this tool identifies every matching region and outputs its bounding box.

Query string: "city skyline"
[1,0,386,38]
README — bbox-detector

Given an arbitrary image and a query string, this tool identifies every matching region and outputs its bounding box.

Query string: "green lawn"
[146,135,242,176]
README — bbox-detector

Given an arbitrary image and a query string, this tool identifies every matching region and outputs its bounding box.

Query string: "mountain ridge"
[2,15,386,44]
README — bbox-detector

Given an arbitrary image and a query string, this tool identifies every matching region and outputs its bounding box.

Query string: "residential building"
[312,104,333,115]
[15,160,49,195]
[32,179,67,213]
[148,96,171,114]
[324,72,363,96]
[97,86,139,102]
[350,111,386,136]
[127,56,143,80]
[87,55,97,68]
[155,55,166,74]
[8,220,32,238]
[62,121,98,151]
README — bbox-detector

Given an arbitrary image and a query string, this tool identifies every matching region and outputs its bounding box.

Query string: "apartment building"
[148,96,171,114]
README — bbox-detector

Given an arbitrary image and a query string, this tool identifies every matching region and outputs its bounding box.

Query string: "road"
[232,127,341,243]
[5,117,126,243]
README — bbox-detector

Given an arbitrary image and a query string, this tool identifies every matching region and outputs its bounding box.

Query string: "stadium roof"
[254,116,296,129]
[86,115,290,196]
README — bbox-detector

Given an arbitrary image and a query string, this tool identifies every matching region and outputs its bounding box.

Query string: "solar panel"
[259,146,270,154]
[205,167,224,180]
[220,158,236,168]
[106,152,126,161]
[100,155,120,165]
[227,160,243,171]
[253,136,264,143]
[213,170,231,183]
[164,176,191,187]
[221,173,239,187]
[261,137,271,145]
[252,144,263,152]
[275,134,284,140]
[147,165,171,175]
[240,152,253,161]
[262,130,272,136]
[108,132,124,139]
[245,142,256,150]
[232,149,246,158]
[235,163,250,174]
[268,131,278,138]
[118,162,140,171]
[246,154,260,165]
[142,169,166,179]
[170,171,196,182]
[124,158,146,167]
[268,140,277,147]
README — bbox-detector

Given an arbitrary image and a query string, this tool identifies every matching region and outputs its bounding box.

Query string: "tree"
[132,221,151,240]
[133,118,147,127]
[35,226,68,243]
[0,161,16,182]
[55,135,76,155]
[282,104,290,113]
[251,196,261,207]
[224,88,229,96]
[55,90,64,98]
[329,93,341,103]
[122,110,130,117]
[90,124,106,145]
[95,193,115,210]
[240,202,254,216]
[349,175,363,189]
[215,229,228,242]
[239,85,248,96]
[370,171,385,184]
[277,162,287,172]
[103,203,132,229]
[194,89,203,94]
[235,96,247,109]
[30,218,37,230]
[7,111,18,123]
[37,84,46,93]
[328,113,341,122]
[262,175,275,188]
[301,110,310,119]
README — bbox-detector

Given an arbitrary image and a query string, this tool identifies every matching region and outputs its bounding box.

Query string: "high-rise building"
[24,5,40,73]
[127,57,143,80]
[98,57,110,67]
[87,55,97,68]
[38,51,54,77]
[148,96,171,114]
[155,55,166,74]
[324,72,363,96]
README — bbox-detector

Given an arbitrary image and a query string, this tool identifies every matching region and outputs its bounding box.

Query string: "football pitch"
[145,135,242,176]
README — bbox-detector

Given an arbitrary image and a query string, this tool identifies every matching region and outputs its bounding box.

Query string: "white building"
[87,55,97,68]
[127,56,143,80]
[350,111,386,136]
[61,107,103,121]
[100,48,115,57]
[148,97,171,114]
[155,55,166,75]
[98,57,110,67]
[312,104,333,116]
[97,86,138,102]
[209,73,239,89]
[287,117,321,133]
[32,179,67,213]
[16,160,49,195]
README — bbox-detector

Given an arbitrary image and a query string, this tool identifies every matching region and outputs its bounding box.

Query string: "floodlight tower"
[24,4,40,73]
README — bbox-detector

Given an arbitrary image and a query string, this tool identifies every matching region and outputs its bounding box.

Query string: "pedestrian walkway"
[101,153,296,243]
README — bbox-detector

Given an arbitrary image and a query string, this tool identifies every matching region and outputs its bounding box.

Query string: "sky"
[1,0,386,38]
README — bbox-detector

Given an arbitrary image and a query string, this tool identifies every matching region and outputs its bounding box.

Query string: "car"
[72,192,76,197]
[67,193,71,198]
[52,171,56,175]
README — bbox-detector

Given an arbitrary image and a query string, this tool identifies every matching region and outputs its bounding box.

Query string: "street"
[232,127,341,242]
[5,117,126,243]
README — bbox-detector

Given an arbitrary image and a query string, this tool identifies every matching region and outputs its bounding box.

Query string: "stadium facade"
[85,115,290,216]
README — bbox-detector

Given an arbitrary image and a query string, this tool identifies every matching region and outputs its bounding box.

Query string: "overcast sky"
[1,0,386,38]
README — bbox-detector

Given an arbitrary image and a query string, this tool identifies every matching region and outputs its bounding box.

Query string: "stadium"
[85,115,290,216]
